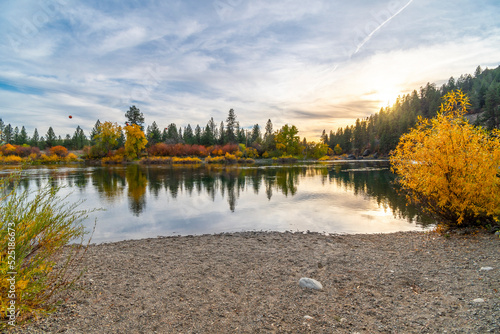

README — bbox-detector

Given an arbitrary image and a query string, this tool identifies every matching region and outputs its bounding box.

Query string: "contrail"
[353,0,414,55]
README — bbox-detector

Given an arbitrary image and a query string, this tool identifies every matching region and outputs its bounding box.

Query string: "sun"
[376,89,400,108]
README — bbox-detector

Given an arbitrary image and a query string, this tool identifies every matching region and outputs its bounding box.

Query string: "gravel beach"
[8,231,499,333]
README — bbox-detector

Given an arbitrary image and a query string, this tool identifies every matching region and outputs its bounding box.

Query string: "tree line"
[2,65,498,158]
[322,65,500,155]
[0,105,329,160]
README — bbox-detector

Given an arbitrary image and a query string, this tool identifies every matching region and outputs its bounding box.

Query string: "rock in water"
[299,277,323,290]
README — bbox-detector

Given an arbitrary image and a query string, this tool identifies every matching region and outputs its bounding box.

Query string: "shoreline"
[9,230,499,333]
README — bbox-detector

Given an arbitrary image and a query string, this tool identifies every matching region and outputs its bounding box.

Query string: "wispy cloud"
[0,0,499,139]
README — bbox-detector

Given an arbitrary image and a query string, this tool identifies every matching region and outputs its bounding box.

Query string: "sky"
[0,0,499,141]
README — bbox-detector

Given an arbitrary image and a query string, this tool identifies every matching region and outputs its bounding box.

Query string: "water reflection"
[0,161,432,242]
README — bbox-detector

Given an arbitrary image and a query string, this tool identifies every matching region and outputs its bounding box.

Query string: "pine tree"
[165,123,179,143]
[147,121,162,146]
[13,126,20,145]
[90,120,101,145]
[45,127,57,148]
[31,128,40,148]
[218,121,225,145]
[72,126,87,149]
[225,109,237,143]
[194,125,202,145]
[19,126,28,145]
[0,118,4,143]
[125,105,145,130]
[184,124,194,144]
[250,124,261,144]
[263,119,274,152]
[3,124,12,144]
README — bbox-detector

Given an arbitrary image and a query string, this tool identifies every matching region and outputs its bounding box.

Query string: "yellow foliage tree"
[390,90,500,228]
[93,121,122,156]
[124,124,147,160]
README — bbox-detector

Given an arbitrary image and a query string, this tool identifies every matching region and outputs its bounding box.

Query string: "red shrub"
[15,146,33,157]
[148,143,169,156]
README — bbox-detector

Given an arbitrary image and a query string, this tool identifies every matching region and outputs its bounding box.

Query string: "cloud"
[0,0,499,140]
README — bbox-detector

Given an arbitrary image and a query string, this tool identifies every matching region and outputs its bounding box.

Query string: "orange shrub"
[2,155,23,164]
[0,144,16,156]
[49,145,69,157]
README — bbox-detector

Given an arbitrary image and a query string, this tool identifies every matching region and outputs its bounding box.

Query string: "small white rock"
[473,298,485,303]
[480,267,494,271]
[304,315,314,320]
[299,277,323,290]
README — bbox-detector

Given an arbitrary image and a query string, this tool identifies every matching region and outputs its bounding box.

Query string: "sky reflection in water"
[2,161,433,243]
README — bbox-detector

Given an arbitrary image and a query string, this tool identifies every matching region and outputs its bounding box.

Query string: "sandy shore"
[8,231,499,333]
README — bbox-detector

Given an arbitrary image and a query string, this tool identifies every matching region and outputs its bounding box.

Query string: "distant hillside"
[323,65,500,155]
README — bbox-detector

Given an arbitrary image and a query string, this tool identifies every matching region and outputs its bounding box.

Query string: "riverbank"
[9,231,499,333]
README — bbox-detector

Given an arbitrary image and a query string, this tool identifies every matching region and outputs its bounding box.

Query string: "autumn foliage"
[49,145,68,157]
[0,173,95,329]
[124,124,148,160]
[390,90,500,229]
[148,143,238,157]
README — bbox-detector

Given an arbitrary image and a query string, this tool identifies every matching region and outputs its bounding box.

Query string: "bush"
[148,143,169,156]
[390,90,500,229]
[0,172,96,329]
[140,156,173,164]
[0,144,17,156]
[40,154,60,163]
[205,156,226,164]
[49,146,68,158]
[14,146,32,158]
[1,156,23,164]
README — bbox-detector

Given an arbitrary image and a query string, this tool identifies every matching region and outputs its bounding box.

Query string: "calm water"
[1,161,433,243]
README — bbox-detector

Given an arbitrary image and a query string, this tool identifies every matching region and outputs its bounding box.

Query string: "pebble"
[299,277,323,290]
[304,315,314,320]
[473,298,485,303]
[480,267,493,271]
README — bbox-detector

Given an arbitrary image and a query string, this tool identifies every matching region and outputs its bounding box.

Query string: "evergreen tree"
[201,118,216,146]
[19,126,28,145]
[63,134,72,148]
[482,82,500,129]
[194,124,202,145]
[31,128,40,148]
[0,118,4,143]
[250,124,261,144]
[125,105,145,130]
[237,125,246,144]
[183,124,194,144]
[147,121,162,146]
[3,124,12,144]
[90,120,101,145]
[208,117,217,138]
[320,129,328,144]
[13,126,20,145]
[218,121,225,145]
[161,127,168,142]
[225,109,237,143]
[263,119,274,152]
[201,124,213,146]
[72,126,87,149]
[165,123,179,143]
[45,127,57,147]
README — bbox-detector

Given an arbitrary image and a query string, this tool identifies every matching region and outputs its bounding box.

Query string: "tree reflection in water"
[3,162,432,227]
